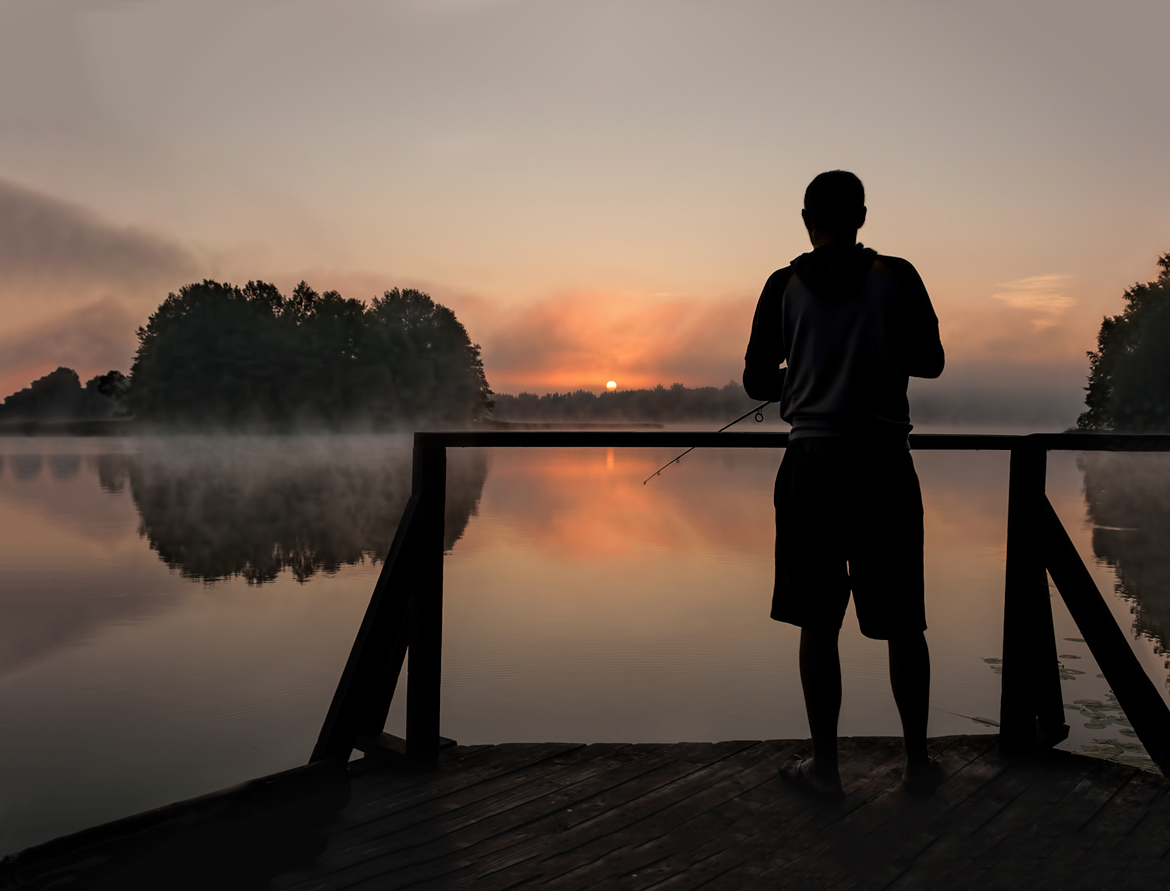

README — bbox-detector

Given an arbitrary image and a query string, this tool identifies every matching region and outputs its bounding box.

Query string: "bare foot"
[903,757,944,797]
[781,756,844,800]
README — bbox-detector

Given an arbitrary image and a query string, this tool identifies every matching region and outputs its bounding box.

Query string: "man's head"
[802,171,866,246]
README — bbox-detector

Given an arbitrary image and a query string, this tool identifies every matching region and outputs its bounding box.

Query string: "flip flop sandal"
[903,757,944,797]
[780,756,845,802]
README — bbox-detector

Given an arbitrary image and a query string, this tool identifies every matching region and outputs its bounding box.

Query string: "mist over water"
[0,433,1166,854]
[95,436,487,584]
[1082,453,1170,662]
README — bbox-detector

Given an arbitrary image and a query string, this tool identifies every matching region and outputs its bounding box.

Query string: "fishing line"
[931,706,999,727]
[642,401,772,485]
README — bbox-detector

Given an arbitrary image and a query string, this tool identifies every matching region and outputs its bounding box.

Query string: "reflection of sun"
[606,381,617,390]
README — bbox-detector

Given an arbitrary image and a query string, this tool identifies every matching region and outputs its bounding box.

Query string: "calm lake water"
[0,431,1167,854]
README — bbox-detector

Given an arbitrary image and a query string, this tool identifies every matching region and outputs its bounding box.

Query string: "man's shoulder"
[873,254,921,280]
[762,265,796,294]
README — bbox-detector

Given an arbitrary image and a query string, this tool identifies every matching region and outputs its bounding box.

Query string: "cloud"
[0,299,137,397]
[0,177,194,290]
[476,291,756,394]
[992,274,1077,314]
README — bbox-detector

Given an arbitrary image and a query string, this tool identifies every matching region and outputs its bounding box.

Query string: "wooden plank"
[732,736,1002,891]
[1040,494,1170,772]
[306,743,760,890]
[1000,447,1067,751]
[12,738,1170,890]
[417,741,770,890]
[415,429,1170,453]
[276,742,588,885]
[530,738,900,890]
[405,444,445,768]
[526,740,809,891]
[531,742,793,890]
[961,755,1112,885]
[1,760,350,891]
[337,744,588,833]
[720,739,943,891]
[612,740,851,891]
[344,745,495,804]
[310,493,421,763]
[1028,769,1165,888]
[934,760,1132,891]
[354,732,457,764]
[875,747,1064,890]
[282,744,655,890]
[439,742,777,890]
[345,742,501,794]
[1015,761,1135,884]
[731,737,910,874]
[338,743,714,889]
[1095,784,1170,884]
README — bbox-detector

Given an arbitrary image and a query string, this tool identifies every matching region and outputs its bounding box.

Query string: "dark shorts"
[772,438,926,640]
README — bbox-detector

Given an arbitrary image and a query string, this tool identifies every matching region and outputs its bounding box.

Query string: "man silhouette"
[744,170,945,798]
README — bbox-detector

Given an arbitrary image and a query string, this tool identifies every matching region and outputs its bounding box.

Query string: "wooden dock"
[4,733,1170,890]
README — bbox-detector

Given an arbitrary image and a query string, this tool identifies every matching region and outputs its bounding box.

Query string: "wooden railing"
[310,432,1170,772]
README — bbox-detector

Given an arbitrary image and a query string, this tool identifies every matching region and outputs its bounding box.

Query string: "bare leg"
[888,631,931,772]
[799,626,843,789]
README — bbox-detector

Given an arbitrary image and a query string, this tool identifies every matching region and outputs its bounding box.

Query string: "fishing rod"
[642,400,773,485]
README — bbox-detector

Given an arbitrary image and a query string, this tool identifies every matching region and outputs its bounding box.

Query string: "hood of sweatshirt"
[790,243,878,301]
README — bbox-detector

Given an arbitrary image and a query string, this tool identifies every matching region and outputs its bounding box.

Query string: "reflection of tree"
[97,438,487,584]
[1081,452,1170,658]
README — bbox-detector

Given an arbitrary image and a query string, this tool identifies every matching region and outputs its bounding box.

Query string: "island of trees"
[124,280,493,428]
[1,280,493,430]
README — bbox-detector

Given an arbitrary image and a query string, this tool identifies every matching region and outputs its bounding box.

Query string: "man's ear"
[801,208,811,229]
[857,206,868,229]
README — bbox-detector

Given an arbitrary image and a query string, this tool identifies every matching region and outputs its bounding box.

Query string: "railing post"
[405,443,446,768]
[1000,446,1068,751]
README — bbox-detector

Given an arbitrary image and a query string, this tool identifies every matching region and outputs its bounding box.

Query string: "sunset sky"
[0,0,1167,401]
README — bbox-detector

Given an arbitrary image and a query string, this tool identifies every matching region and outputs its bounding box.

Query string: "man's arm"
[743,269,791,401]
[882,257,945,379]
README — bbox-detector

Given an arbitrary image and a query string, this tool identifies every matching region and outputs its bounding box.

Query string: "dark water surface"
[0,433,1166,854]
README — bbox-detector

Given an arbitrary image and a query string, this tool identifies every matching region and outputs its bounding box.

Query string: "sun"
[605,381,617,391]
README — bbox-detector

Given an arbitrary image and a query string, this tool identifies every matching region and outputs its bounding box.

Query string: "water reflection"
[12,455,42,480]
[1082,452,1170,658]
[0,436,1168,855]
[98,437,488,584]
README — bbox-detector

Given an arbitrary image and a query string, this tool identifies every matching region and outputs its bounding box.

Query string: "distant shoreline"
[0,418,668,437]
[0,420,132,437]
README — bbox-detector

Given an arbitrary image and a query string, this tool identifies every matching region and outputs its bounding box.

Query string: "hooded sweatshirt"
[743,243,944,442]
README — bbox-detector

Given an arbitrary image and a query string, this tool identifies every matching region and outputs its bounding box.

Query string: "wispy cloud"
[0,178,194,288]
[992,274,1076,314]
[0,299,137,397]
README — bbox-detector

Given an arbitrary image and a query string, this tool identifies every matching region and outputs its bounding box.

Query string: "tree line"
[0,367,126,423]
[491,381,760,423]
[4,254,1170,431]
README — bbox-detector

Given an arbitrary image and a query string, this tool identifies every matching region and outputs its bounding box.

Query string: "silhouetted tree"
[0,366,127,422]
[125,280,493,428]
[1079,252,1170,431]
